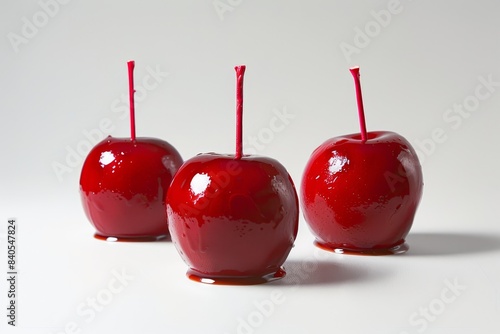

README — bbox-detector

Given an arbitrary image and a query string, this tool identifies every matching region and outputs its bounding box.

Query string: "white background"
[1,0,499,333]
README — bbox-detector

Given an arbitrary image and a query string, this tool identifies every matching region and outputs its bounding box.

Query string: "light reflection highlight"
[190,173,211,196]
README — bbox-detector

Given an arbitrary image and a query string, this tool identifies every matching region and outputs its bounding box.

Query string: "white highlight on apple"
[51,65,169,182]
[399,278,466,334]
[7,0,73,53]
[328,151,349,174]
[190,173,211,196]
[99,151,115,166]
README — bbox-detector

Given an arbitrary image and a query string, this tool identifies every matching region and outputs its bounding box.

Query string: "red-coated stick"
[127,60,136,141]
[350,66,368,143]
[235,65,246,159]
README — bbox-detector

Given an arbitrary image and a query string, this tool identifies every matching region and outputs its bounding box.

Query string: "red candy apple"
[80,61,183,241]
[167,65,298,284]
[300,66,423,255]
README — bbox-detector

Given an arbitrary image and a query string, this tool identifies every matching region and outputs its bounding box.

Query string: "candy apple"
[167,65,298,284]
[300,67,423,255]
[80,61,183,241]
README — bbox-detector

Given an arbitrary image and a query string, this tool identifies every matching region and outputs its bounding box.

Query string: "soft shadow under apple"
[269,259,388,287]
[405,232,500,256]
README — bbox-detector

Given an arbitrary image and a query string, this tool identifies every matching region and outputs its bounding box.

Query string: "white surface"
[1,0,499,333]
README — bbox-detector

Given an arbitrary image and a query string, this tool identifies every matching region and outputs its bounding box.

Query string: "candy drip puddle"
[94,233,168,242]
[187,267,286,285]
[314,240,409,255]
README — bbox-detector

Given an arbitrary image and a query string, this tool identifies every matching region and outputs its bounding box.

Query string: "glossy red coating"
[80,136,183,239]
[300,131,423,254]
[166,153,299,283]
